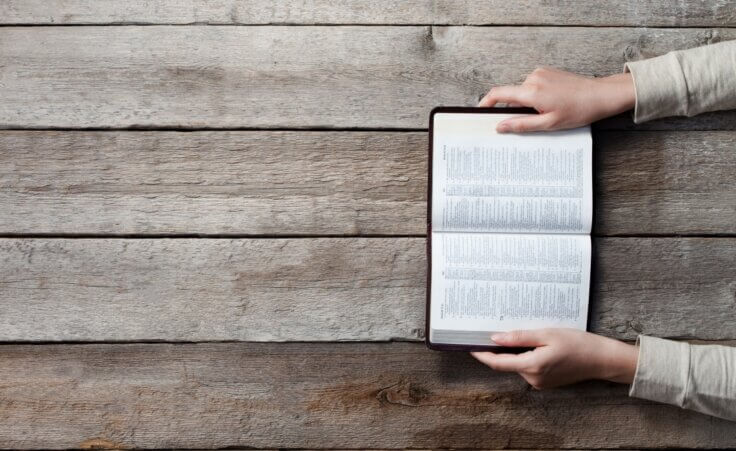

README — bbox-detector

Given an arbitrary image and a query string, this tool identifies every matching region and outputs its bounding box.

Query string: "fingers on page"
[497,113,556,133]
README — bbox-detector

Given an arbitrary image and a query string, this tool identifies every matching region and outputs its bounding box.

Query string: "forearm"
[629,336,736,421]
[624,40,736,123]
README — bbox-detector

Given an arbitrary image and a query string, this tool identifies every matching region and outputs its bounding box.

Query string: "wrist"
[593,72,636,118]
[594,336,639,384]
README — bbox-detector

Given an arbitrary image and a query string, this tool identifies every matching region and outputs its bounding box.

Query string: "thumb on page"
[492,330,547,347]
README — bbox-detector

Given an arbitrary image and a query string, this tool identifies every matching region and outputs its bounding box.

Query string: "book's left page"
[431,111,592,235]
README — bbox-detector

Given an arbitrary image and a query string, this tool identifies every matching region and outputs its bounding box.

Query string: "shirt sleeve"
[622,39,736,123]
[630,335,736,421]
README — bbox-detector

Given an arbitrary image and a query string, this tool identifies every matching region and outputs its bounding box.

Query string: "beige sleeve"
[623,40,736,123]
[629,335,736,421]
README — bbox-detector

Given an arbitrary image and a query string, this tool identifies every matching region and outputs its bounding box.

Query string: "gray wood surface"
[2,131,734,236]
[2,0,735,26]
[1,342,735,449]
[2,237,735,342]
[594,131,736,235]
[2,26,735,129]
[0,131,426,236]
[3,1,736,446]
[0,238,425,342]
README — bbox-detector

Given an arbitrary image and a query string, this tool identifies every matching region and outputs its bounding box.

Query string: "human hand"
[471,328,638,389]
[478,68,635,133]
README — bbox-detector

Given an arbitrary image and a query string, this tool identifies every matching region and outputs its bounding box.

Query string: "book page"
[429,232,590,345]
[432,112,592,234]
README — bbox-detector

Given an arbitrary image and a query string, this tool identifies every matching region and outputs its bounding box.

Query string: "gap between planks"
[2,23,736,28]
[0,119,735,131]
[1,339,734,346]
[1,234,736,239]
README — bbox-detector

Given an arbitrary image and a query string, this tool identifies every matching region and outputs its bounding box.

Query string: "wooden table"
[1,1,735,448]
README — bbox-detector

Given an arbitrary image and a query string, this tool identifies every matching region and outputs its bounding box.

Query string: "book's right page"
[432,112,592,234]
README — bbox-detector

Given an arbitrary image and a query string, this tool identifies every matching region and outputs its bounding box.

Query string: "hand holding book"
[471,328,638,388]
[469,42,736,421]
[479,68,635,133]
[464,67,639,387]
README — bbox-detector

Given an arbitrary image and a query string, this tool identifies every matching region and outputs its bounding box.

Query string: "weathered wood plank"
[2,0,735,26]
[1,342,735,449]
[1,238,735,342]
[594,131,736,235]
[1,131,734,236]
[1,26,735,129]
[0,238,426,342]
[0,131,426,236]
[589,238,736,340]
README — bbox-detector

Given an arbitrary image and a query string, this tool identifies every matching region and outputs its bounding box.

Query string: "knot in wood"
[376,380,430,407]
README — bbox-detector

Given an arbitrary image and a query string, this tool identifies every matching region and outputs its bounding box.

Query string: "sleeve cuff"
[629,335,691,407]
[623,52,688,123]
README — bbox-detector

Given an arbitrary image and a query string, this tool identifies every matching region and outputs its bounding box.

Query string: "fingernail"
[497,124,509,133]
[491,333,507,342]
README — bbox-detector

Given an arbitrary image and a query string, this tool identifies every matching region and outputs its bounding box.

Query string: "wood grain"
[2,0,735,26]
[589,238,736,340]
[2,131,734,236]
[594,131,736,235]
[0,131,426,236]
[2,4,734,448]
[1,237,735,342]
[1,342,735,449]
[0,238,426,342]
[1,26,735,129]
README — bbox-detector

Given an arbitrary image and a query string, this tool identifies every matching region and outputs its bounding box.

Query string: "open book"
[426,107,593,350]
